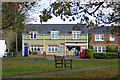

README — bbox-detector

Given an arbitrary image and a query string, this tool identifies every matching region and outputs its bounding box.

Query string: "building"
[89,26,120,53]
[0,27,7,57]
[22,24,88,56]
[0,27,3,40]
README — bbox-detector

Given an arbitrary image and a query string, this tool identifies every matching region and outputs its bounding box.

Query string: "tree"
[39,1,119,30]
[2,2,36,56]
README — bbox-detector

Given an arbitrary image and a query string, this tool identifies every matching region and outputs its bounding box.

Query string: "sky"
[25,0,116,26]
[26,0,81,24]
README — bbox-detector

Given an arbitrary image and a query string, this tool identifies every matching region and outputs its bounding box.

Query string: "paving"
[46,56,90,60]
[2,56,89,61]
[3,65,119,78]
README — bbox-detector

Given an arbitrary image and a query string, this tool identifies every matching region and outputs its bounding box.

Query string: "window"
[118,47,120,52]
[30,46,42,52]
[48,46,58,52]
[51,31,59,39]
[95,35,104,41]
[110,35,115,41]
[102,47,106,53]
[94,46,106,53]
[30,31,37,39]
[73,31,80,39]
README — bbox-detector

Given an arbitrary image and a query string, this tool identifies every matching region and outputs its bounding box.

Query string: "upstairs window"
[109,35,115,41]
[95,35,104,41]
[73,31,80,39]
[51,31,59,39]
[30,31,37,39]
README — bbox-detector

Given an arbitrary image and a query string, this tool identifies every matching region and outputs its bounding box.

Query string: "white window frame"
[30,31,37,39]
[118,47,120,52]
[95,35,104,41]
[30,46,42,52]
[94,46,106,53]
[73,31,80,39]
[51,31,59,39]
[109,35,115,41]
[48,46,58,52]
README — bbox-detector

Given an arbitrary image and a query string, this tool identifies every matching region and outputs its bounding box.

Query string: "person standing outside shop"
[76,49,78,56]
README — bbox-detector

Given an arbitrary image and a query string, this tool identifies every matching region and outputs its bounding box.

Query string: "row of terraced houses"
[22,24,120,57]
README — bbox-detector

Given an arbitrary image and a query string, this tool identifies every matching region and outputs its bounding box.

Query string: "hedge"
[93,52,120,59]
[85,49,94,58]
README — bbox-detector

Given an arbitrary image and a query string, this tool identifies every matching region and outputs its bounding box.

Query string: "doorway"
[60,45,65,56]
[24,45,28,56]
[75,46,80,56]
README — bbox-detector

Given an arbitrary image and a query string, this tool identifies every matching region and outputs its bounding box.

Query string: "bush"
[85,49,94,58]
[93,52,119,59]
[106,45,113,52]
[32,51,38,55]
[93,53,106,59]
[113,47,118,52]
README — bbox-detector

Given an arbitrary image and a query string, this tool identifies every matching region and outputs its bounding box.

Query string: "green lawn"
[28,66,118,78]
[2,57,119,77]
[2,57,46,60]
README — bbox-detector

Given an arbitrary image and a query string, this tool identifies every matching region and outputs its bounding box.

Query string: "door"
[60,45,65,56]
[24,45,28,56]
[82,50,85,58]
[75,46,80,56]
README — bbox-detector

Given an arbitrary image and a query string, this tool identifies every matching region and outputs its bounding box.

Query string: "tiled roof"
[23,24,88,35]
[89,26,120,34]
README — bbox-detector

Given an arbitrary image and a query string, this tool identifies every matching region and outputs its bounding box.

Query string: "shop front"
[65,43,88,57]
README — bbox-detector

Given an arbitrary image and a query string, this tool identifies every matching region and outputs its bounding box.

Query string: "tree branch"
[89,2,104,15]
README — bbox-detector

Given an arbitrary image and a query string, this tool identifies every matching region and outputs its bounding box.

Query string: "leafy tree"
[39,1,119,31]
[2,2,36,56]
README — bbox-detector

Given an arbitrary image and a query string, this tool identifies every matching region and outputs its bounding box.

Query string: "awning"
[65,43,87,46]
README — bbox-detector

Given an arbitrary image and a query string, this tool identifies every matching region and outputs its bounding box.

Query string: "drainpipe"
[22,33,23,56]
[43,34,44,52]
[86,34,88,49]
[65,34,66,56]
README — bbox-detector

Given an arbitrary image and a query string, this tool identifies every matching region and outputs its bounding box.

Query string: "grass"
[2,57,119,77]
[27,66,118,78]
[2,57,46,60]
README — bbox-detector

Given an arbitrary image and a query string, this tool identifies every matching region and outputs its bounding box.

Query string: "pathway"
[3,65,119,78]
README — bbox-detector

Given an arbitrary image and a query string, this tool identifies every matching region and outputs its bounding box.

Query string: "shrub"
[32,51,38,55]
[85,49,94,58]
[93,52,119,59]
[113,47,118,52]
[93,53,107,59]
[106,45,113,52]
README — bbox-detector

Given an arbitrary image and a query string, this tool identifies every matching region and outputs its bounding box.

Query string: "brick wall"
[91,33,119,49]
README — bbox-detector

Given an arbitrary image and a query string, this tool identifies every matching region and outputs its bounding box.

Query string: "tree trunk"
[16,27,18,56]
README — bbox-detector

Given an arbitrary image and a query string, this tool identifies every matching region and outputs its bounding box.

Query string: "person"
[76,49,78,56]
